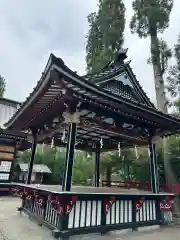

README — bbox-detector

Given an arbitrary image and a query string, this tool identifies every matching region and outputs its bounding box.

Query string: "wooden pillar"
[62,127,71,190]
[148,136,159,193]
[127,162,130,181]
[95,143,100,187]
[27,129,37,184]
[63,123,77,191]
[153,143,160,192]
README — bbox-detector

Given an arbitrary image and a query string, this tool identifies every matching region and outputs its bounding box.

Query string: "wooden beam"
[36,115,147,144]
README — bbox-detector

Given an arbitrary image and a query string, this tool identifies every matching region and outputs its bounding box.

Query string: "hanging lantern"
[61,129,66,142]
[118,142,121,157]
[134,145,139,159]
[51,137,54,148]
[100,138,103,148]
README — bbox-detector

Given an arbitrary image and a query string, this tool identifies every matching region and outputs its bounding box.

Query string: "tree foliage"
[72,151,93,185]
[86,0,125,73]
[17,143,170,186]
[18,145,66,184]
[130,0,173,112]
[165,136,180,182]
[0,75,6,97]
[167,34,180,111]
[148,38,172,76]
[130,0,173,38]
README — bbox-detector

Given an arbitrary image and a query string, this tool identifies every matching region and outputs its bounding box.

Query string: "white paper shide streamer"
[118,142,121,157]
[61,129,66,142]
[51,137,54,148]
[100,137,103,149]
[134,145,139,159]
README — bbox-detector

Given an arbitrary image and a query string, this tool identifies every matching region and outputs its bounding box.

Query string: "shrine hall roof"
[4,52,180,151]
[83,60,155,108]
[0,128,31,150]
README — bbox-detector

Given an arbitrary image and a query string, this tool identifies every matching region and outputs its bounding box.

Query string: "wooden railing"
[13,184,174,239]
[102,180,180,194]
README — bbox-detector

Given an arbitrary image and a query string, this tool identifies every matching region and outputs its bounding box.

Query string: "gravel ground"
[0,197,180,240]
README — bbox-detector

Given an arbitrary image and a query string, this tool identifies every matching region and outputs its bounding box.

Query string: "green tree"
[100,151,120,186]
[86,12,103,73]
[18,145,66,184]
[0,75,6,97]
[167,34,180,112]
[130,0,176,198]
[72,151,93,185]
[167,135,180,182]
[86,0,126,73]
[148,39,172,78]
[130,0,173,113]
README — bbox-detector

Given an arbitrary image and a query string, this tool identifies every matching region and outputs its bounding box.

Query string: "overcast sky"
[1,0,180,104]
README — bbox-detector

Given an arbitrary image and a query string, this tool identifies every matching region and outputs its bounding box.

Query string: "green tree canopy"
[18,145,66,184]
[167,34,180,112]
[0,75,6,97]
[86,0,125,73]
[147,38,172,76]
[130,0,173,38]
[130,0,173,113]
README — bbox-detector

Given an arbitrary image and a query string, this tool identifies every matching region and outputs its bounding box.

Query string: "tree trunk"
[150,26,180,216]
[150,28,167,113]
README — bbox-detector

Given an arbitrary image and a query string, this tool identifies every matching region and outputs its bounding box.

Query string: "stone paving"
[0,197,180,240]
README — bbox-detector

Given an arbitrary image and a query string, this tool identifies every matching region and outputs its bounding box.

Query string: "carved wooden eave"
[4,53,180,151]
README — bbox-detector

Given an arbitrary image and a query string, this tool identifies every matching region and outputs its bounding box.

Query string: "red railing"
[102,180,180,194]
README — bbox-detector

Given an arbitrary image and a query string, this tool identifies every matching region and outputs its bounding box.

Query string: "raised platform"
[13,183,174,239]
[17,184,150,194]
[0,182,144,197]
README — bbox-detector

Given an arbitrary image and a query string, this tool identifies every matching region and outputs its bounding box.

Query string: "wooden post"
[62,126,71,191]
[148,135,159,193]
[63,123,77,191]
[27,129,37,184]
[95,143,100,187]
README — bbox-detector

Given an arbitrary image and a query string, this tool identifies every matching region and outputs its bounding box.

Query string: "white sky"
[0,0,180,104]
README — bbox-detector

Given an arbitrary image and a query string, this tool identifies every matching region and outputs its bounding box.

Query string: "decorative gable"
[84,50,155,108]
[96,71,141,102]
[114,72,133,87]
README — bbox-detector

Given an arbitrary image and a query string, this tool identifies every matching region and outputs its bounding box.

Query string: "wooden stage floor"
[15,184,150,194]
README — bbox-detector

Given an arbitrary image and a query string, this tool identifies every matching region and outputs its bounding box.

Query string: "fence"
[13,184,174,239]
